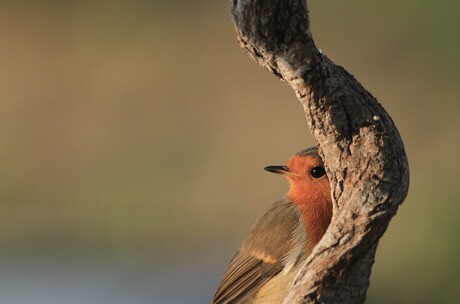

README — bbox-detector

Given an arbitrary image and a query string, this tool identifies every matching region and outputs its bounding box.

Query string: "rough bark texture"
[230,1,410,303]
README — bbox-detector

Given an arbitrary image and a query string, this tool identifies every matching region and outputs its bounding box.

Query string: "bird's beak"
[264,165,291,175]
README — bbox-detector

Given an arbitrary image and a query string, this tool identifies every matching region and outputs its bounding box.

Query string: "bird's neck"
[288,190,332,253]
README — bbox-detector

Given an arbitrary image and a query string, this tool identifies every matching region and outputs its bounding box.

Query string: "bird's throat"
[288,190,332,253]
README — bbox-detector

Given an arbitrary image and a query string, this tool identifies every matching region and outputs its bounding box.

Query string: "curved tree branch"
[230,1,410,303]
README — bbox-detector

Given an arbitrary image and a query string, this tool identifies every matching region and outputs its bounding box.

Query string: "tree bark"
[230,1,410,303]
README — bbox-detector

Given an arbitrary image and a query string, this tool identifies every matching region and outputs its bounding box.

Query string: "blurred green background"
[1,1,459,303]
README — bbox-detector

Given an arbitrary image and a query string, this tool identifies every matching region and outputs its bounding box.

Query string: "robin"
[212,147,332,304]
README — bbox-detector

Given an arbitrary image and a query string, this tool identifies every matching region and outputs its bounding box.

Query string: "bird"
[212,146,332,304]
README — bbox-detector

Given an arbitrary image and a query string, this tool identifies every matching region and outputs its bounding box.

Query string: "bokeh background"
[1,1,459,303]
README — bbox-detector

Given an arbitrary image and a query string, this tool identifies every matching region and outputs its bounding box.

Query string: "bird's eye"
[310,166,326,178]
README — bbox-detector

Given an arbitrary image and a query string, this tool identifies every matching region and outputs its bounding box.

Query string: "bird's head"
[264,147,331,207]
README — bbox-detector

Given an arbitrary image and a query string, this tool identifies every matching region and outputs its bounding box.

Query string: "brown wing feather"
[213,253,282,303]
[212,198,305,304]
